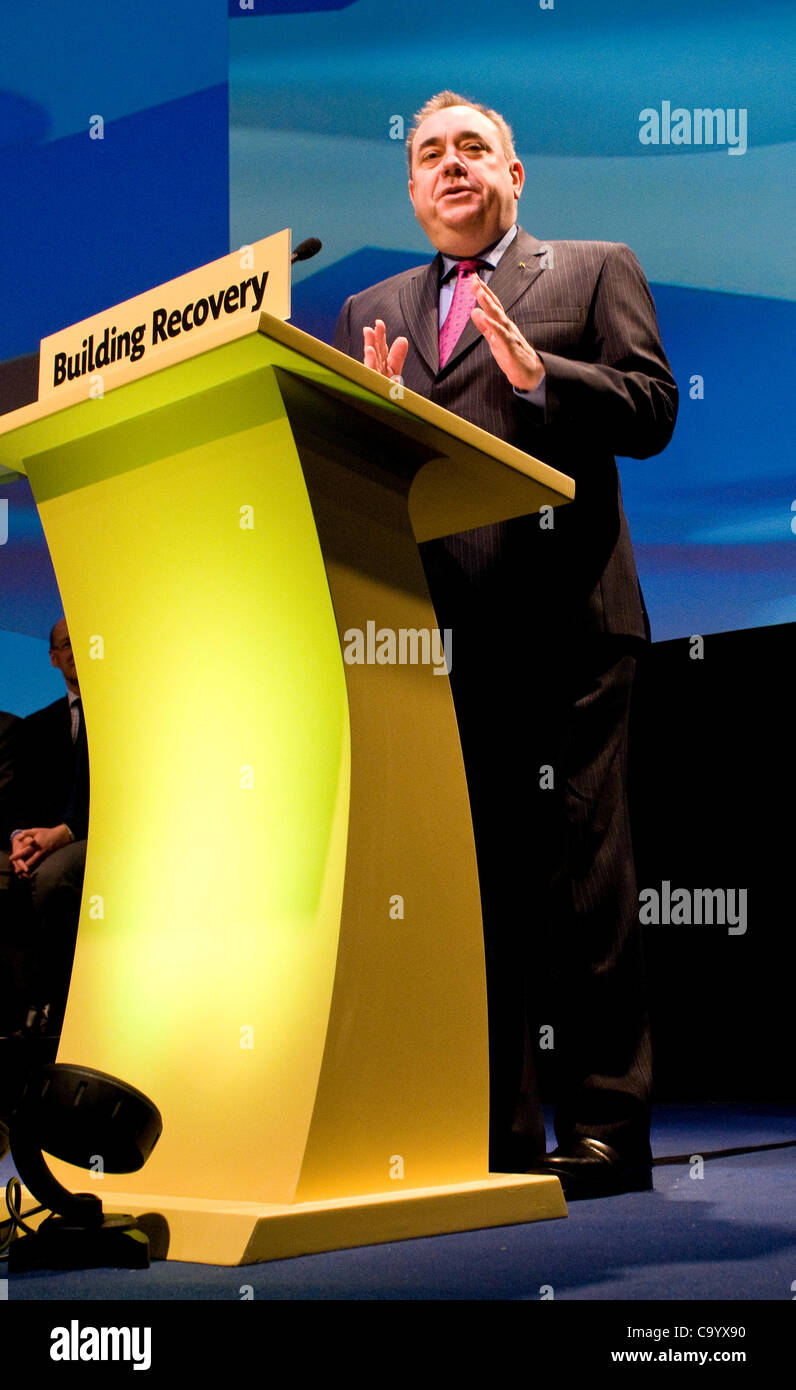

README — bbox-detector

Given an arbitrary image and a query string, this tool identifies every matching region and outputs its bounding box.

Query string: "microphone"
[291,237,322,265]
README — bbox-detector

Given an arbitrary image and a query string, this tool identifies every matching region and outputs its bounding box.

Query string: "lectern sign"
[38,228,291,399]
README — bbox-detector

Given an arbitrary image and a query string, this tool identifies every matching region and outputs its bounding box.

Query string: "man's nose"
[440,145,466,174]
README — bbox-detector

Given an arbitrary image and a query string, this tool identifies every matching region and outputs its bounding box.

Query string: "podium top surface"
[0,311,574,539]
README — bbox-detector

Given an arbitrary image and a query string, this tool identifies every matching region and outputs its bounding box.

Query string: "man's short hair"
[49,619,63,650]
[406,91,517,171]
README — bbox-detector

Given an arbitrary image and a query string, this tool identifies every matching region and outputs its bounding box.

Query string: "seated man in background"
[0,708,23,1033]
[0,708,20,871]
[8,617,89,1036]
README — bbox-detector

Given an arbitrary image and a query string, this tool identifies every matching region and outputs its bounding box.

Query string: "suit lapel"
[440,227,551,374]
[488,228,549,314]
[399,255,442,377]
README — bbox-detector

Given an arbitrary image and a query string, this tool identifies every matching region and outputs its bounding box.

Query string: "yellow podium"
[0,301,574,1263]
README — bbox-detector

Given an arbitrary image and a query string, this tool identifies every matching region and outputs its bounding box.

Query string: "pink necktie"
[438,258,481,368]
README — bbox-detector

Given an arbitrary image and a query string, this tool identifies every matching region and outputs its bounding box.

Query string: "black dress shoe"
[523,1138,653,1200]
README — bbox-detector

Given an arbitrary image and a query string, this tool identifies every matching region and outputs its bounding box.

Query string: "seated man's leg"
[0,849,36,1031]
[1,850,17,1029]
[27,839,87,1032]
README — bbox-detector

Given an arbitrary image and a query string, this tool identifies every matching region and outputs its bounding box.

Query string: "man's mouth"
[438,186,477,201]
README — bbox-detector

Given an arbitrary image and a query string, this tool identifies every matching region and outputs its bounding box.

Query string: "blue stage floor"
[4,1103,793,1303]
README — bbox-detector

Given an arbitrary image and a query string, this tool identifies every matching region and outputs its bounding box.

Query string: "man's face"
[408,105,524,257]
[50,617,79,693]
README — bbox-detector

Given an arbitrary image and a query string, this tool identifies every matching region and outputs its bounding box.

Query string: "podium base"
[8,1212,151,1273]
[19,1175,566,1266]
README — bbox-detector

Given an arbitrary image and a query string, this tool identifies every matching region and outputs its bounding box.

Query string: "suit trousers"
[438,603,652,1167]
[28,838,86,1028]
[1,840,86,1031]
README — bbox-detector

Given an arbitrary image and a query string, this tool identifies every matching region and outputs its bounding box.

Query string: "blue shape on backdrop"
[229,1,357,13]
[291,249,427,347]
[0,86,229,360]
[0,90,50,146]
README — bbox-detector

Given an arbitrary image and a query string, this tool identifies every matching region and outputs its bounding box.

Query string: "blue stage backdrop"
[1,1,794,713]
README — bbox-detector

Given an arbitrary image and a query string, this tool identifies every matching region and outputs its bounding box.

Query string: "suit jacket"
[333,227,678,644]
[0,711,20,843]
[10,696,90,842]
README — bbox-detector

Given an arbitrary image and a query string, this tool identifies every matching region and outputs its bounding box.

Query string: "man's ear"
[510,159,525,200]
[408,178,415,211]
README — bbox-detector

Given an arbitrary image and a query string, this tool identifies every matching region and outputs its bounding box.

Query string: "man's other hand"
[470,274,545,391]
[10,825,72,876]
[362,319,409,380]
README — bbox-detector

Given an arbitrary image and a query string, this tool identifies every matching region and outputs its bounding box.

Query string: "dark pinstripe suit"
[334,226,677,1166]
[5,697,88,1030]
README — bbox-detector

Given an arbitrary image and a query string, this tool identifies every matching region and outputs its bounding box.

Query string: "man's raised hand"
[470,275,545,392]
[362,319,409,380]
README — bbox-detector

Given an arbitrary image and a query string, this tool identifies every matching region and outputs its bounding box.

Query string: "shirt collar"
[440,223,518,282]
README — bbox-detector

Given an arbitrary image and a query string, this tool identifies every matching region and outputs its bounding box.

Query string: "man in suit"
[8,617,89,1035]
[333,92,678,1198]
[0,710,23,1032]
[0,710,20,850]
